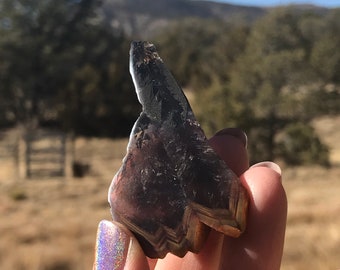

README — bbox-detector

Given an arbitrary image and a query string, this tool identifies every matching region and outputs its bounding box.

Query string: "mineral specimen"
[108,41,249,258]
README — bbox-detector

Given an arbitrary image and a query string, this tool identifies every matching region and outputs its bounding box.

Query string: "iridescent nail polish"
[94,220,130,270]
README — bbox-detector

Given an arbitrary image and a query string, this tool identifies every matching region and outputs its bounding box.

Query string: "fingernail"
[250,161,282,176]
[93,220,130,270]
[214,128,247,148]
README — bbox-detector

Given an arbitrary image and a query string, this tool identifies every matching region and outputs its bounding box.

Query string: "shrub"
[277,122,330,167]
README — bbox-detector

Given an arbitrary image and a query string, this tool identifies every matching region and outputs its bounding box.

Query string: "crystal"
[108,41,248,258]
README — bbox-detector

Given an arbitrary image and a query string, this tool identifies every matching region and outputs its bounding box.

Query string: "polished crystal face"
[108,41,249,259]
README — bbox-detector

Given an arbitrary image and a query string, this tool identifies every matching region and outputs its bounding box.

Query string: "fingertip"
[242,162,286,213]
[214,128,248,148]
[208,129,249,176]
[93,220,130,270]
[250,161,282,178]
[93,220,149,270]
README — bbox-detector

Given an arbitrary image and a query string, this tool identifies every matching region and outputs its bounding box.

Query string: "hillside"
[101,0,266,38]
[100,0,331,38]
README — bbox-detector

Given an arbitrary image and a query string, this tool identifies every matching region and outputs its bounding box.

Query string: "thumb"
[93,220,149,270]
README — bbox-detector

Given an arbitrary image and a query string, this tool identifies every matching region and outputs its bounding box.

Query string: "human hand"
[93,128,287,270]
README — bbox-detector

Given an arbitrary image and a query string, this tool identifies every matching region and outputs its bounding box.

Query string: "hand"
[93,128,287,270]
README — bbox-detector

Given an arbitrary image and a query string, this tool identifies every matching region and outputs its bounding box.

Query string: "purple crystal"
[108,41,248,258]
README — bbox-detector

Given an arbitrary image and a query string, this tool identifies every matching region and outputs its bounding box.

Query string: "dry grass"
[282,167,340,270]
[0,179,111,269]
[281,115,340,270]
[0,116,340,269]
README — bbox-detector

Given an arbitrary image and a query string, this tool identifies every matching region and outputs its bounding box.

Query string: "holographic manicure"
[93,220,130,270]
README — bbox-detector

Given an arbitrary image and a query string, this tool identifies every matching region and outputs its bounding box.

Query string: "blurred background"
[0,0,339,269]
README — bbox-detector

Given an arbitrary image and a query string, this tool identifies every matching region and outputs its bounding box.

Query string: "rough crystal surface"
[108,41,248,258]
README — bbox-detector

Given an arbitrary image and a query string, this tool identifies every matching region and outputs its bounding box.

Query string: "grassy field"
[0,116,339,269]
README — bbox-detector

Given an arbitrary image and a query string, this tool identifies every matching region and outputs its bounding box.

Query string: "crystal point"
[108,41,248,258]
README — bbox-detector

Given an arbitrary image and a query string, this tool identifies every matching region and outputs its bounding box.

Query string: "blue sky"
[213,0,340,7]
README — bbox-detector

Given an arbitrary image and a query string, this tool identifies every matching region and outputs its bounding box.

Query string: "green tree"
[299,9,340,117]
[156,18,249,90]
[0,0,98,125]
[0,0,139,136]
[277,123,330,167]
[228,7,333,164]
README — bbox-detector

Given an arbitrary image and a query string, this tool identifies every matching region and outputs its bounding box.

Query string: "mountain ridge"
[101,0,266,38]
[101,0,331,38]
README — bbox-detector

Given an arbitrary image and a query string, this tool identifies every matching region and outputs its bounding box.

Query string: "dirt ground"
[0,116,339,269]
